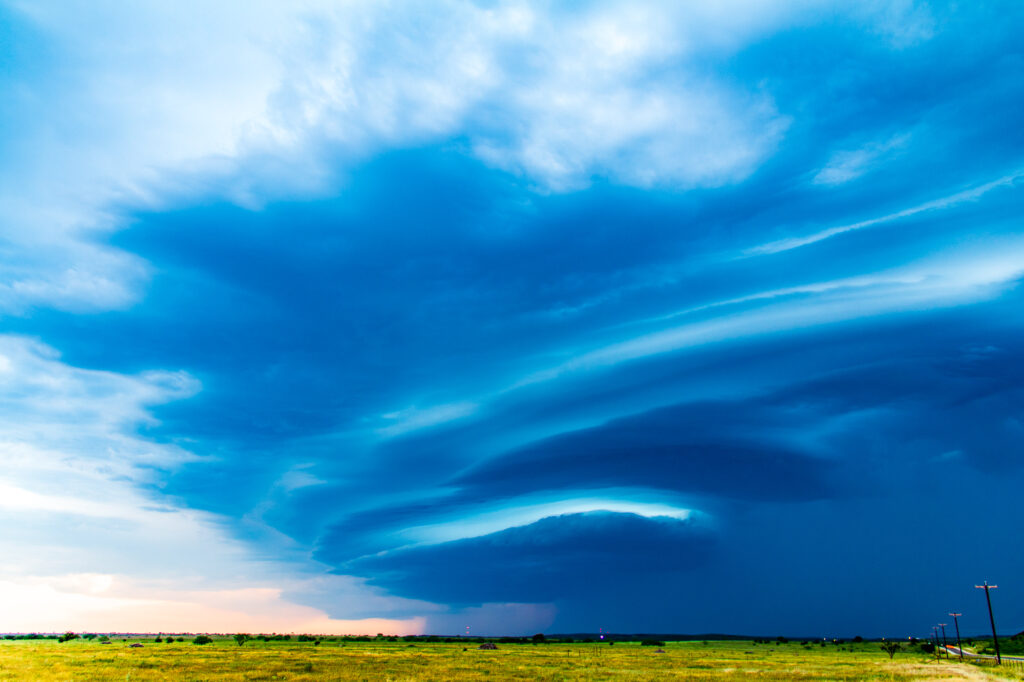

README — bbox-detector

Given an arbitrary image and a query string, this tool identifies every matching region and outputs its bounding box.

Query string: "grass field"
[2,637,1021,681]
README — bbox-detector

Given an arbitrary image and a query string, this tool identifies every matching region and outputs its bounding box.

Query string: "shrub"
[58,632,79,643]
[641,640,665,647]
[876,643,901,659]
[193,635,213,645]
[154,637,163,643]
[233,634,249,646]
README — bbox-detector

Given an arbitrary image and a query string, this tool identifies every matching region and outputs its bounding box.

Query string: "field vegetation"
[1,635,1021,680]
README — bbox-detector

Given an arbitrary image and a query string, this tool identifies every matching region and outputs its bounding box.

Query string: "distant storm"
[1,0,1023,637]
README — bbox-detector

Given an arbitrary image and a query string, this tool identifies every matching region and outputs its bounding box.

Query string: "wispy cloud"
[747,170,1024,255]
[812,133,910,186]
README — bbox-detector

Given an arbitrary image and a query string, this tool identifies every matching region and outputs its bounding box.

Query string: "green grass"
[0,637,1018,680]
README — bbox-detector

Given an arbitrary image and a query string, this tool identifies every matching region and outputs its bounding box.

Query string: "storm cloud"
[2,0,1023,637]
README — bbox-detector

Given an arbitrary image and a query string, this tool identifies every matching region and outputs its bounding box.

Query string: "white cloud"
[750,169,1024,255]
[390,236,1024,441]
[377,401,479,438]
[1,0,879,315]
[812,133,910,186]
[0,335,423,631]
[396,494,695,549]
[0,0,947,317]
[859,0,936,48]
[555,243,1024,373]
[0,336,199,477]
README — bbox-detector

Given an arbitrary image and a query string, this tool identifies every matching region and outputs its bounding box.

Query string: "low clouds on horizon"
[1,0,1024,636]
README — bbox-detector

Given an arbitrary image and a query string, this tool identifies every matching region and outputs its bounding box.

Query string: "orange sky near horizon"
[0,577,424,635]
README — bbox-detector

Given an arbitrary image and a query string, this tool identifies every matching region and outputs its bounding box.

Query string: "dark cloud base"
[344,512,714,606]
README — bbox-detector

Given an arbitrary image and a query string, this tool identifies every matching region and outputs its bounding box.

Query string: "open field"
[2,638,1023,681]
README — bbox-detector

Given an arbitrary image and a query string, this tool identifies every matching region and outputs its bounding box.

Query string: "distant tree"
[166,637,175,643]
[641,640,666,647]
[58,632,79,643]
[154,637,163,643]
[193,635,213,645]
[876,643,901,659]
[776,636,788,644]
[233,634,249,646]
[82,634,97,641]
[853,636,864,643]
[532,633,546,643]
[98,635,110,642]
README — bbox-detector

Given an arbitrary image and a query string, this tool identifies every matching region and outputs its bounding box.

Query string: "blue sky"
[1,0,1023,637]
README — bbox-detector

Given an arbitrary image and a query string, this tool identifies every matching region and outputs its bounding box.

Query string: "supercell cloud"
[1,0,1023,636]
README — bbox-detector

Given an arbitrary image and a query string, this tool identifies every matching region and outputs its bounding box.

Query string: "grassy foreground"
[1,638,1019,681]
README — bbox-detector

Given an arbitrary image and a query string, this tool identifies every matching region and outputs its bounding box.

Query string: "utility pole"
[938,624,949,658]
[932,626,940,656]
[948,613,963,661]
[975,582,1001,665]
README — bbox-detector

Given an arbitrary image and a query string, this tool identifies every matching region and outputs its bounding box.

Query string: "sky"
[1,0,1023,638]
